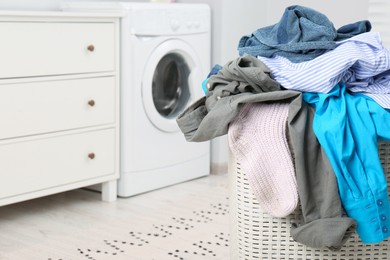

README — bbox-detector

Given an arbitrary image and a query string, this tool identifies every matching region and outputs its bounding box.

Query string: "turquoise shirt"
[303,83,390,243]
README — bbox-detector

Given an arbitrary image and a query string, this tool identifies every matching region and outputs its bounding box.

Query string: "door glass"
[152,53,190,118]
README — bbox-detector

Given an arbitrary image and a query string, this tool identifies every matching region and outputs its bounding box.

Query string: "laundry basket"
[229,143,390,260]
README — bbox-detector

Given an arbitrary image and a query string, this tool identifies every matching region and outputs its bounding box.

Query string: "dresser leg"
[101,180,117,202]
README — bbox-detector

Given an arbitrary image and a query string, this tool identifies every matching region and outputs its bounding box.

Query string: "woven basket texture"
[229,143,390,260]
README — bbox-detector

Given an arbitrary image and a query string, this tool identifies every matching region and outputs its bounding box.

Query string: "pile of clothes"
[176,5,390,250]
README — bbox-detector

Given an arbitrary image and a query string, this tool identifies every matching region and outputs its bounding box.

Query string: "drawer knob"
[87,44,95,52]
[88,153,95,160]
[88,100,96,107]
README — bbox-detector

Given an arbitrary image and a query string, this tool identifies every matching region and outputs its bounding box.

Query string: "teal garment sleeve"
[303,83,390,243]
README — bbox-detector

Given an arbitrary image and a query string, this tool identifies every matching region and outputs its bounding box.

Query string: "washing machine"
[62,2,211,197]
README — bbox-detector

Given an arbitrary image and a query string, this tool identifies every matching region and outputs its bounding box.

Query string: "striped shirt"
[258,32,390,108]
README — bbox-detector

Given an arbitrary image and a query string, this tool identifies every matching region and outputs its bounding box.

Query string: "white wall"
[266,0,369,28]
[368,0,390,48]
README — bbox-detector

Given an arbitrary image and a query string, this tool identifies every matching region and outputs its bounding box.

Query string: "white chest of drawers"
[0,11,121,206]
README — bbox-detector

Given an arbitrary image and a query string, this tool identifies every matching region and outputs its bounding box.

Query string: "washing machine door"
[142,39,201,133]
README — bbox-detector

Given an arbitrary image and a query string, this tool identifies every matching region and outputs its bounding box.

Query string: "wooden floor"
[0,174,230,260]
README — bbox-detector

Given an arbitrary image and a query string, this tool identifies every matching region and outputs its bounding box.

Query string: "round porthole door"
[142,39,201,132]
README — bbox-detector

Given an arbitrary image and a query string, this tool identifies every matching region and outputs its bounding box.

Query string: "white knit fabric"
[228,102,298,217]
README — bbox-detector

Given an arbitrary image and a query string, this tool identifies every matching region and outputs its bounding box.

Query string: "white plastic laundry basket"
[229,143,390,260]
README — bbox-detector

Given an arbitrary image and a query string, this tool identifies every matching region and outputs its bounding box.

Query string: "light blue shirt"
[258,32,390,108]
[303,83,390,243]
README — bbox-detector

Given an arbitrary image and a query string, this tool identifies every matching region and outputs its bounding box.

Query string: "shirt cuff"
[344,190,390,243]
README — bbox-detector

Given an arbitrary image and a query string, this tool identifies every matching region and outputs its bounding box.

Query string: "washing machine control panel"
[129,6,210,36]
[61,2,211,36]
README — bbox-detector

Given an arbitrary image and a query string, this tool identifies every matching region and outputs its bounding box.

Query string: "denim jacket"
[238,5,371,63]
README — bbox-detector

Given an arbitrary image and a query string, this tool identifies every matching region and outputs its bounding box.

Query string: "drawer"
[0,22,115,79]
[0,128,116,198]
[0,77,115,140]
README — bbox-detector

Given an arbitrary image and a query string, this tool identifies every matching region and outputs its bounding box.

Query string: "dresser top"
[0,10,124,21]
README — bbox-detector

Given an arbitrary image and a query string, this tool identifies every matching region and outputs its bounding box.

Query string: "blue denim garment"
[303,83,390,243]
[238,5,371,63]
[202,64,222,94]
[207,64,222,78]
